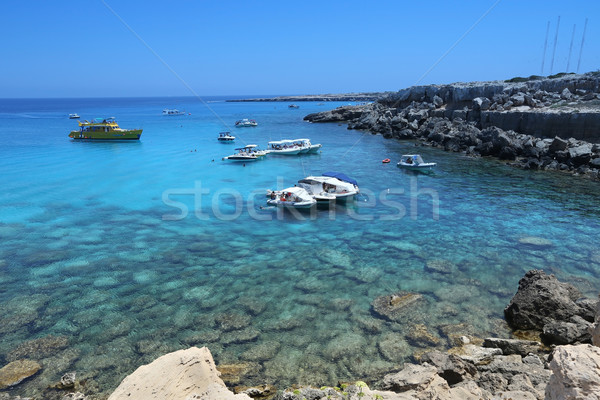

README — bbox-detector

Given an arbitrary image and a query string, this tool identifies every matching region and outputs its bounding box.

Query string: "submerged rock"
[7,335,69,362]
[0,359,42,390]
[371,291,426,322]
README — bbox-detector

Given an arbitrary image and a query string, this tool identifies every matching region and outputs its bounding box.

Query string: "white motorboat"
[294,138,322,154]
[223,145,268,161]
[298,172,359,202]
[163,109,186,116]
[397,155,437,171]
[267,140,305,155]
[217,131,236,142]
[69,113,80,119]
[235,118,258,127]
[267,187,316,209]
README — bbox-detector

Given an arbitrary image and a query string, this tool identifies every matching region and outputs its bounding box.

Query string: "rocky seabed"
[3,270,600,400]
[305,72,600,180]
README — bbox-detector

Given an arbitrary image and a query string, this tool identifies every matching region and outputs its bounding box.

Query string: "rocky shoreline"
[226,93,388,102]
[304,72,600,179]
[3,270,598,400]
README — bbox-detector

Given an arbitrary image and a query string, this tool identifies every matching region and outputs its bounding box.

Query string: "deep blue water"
[1,97,600,397]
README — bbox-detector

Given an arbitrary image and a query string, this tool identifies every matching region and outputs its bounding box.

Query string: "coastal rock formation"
[107,346,251,400]
[546,344,600,400]
[504,270,596,345]
[304,71,600,179]
[593,297,600,346]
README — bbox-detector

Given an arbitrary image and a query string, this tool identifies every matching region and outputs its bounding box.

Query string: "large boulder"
[592,296,600,347]
[108,347,251,400]
[504,270,588,330]
[546,344,600,400]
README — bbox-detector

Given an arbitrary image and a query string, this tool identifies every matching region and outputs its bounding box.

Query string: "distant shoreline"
[226,92,389,102]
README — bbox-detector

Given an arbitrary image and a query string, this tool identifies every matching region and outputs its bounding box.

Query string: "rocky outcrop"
[108,346,251,400]
[546,344,600,400]
[304,71,600,179]
[592,296,600,346]
[504,270,597,346]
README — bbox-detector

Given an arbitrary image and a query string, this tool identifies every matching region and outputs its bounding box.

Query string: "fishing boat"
[267,187,316,209]
[69,113,80,119]
[267,140,305,155]
[397,155,437,171]
[217,132,236,142]
[298,172,359,203]
[163,109,186,116]
[68,117,142,141]
[235,118,258,127]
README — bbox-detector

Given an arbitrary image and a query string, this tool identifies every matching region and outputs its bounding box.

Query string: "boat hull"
[69,129,143,140]
[267,200,315,209]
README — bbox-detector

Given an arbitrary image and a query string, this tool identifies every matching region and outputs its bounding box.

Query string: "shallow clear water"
[1,97,600,397]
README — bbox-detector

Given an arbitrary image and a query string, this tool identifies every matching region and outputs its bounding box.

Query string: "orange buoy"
[382,158,391,163]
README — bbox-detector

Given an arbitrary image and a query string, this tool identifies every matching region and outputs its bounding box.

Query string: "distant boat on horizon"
[69,113,80,119]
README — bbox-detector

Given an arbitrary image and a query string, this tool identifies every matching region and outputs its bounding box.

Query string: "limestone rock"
[107,346,251,400]
[420,351,477,385]
[592,296,600,347]
[0,359,42,389]
[546,344,600,400]
[381,363,438,392]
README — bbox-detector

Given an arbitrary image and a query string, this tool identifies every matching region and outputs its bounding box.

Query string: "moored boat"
[267,187,316,209]
[217,132,236,142]
[235,118,258,127]
[294,138,322,154]
[397,155,436,171]
[267,140,305,155]
[223,145,268,161]
[288,104,300,109]
[298,172,359,203]
[163,109,186,116]
[68,117,142,141]
[69,113,80,119]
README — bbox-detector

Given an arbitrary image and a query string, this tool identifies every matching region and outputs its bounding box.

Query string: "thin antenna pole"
[566,24,576,72]
[577,18,588,73]
[541,21,550,74]
[550,16,560,74]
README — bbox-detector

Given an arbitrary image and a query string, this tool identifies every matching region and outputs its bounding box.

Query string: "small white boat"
[267,140,305,155]
[223,145,268,161]
[235,118,258,127]
[69,113,80,119]
[217,132,236,142]
[288,104,300,109]
[298,172,359,203]
[294,138,322,154]
[267,187,316,209]
[397,155,437,170]
[163,109,186,116]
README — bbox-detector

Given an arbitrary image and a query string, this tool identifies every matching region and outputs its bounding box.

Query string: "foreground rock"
[108,347,251,400]
[546,344,600,400]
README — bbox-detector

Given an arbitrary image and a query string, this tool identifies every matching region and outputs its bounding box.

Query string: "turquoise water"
[1,97,600,397]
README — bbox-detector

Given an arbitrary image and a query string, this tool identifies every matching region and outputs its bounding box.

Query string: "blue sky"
[1,1,598,98]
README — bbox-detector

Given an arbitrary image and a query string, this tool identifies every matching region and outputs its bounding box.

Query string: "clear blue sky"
[1,0,598,98]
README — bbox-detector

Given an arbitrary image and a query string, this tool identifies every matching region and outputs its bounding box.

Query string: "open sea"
[1,96,600,398]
